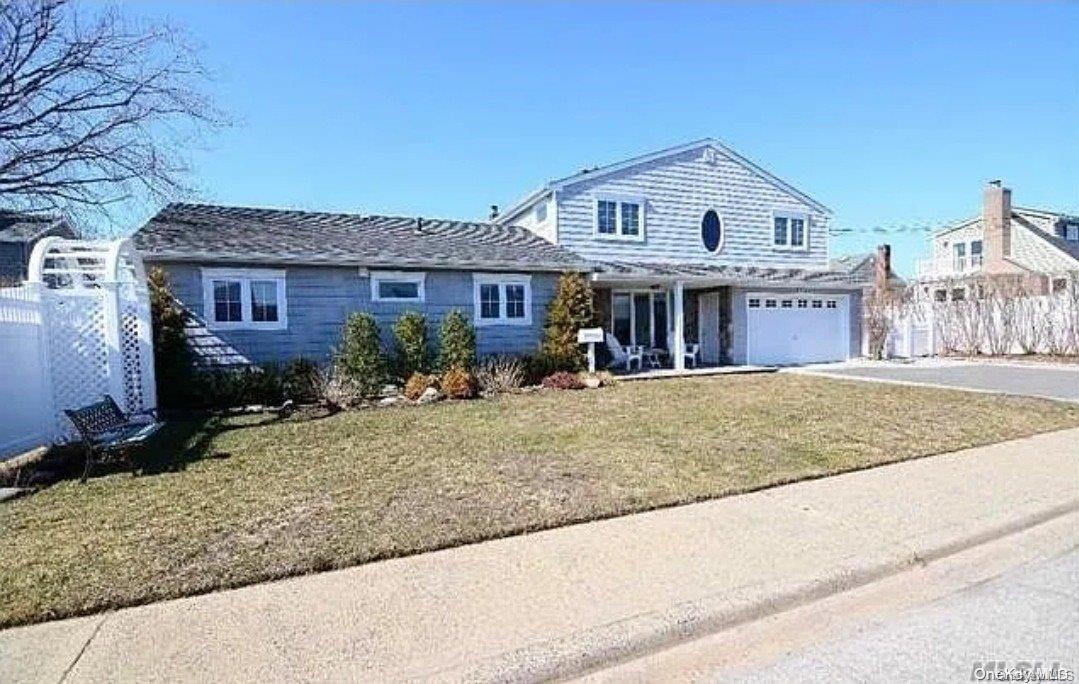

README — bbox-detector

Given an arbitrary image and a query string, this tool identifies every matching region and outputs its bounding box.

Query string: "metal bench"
[64,396,164,482]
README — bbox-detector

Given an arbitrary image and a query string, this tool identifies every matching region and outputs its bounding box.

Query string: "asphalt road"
[809,362,1079,402]
[724,548,1079,682]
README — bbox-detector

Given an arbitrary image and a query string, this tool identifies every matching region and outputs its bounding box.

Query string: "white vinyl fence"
[0,238,155,460]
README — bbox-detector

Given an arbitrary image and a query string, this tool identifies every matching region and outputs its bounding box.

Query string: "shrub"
[337,312,388,398]
[404,372,439,401]
[148,267,194,408]
[282,358,322,404]
[541,371,585,390]
[317,363,365,409]
[440,366,476,399]
[475,355,526,393]
[540,272,595,372]
[195,364,285,409]
[393,311,431,379]
[437,309,476,372]
[521,354,555,386]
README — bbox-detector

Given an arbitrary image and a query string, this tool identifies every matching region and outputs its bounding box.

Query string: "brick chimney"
[983,180,1012,273]
[874,243,891,293]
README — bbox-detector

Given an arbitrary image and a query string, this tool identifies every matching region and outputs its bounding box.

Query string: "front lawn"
[3,373,1078,627]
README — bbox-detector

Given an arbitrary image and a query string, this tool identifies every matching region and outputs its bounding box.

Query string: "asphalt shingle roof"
[0,212,62,243]
[133,203,591,272]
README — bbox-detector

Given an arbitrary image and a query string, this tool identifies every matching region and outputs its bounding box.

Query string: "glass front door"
[611,290,667,348]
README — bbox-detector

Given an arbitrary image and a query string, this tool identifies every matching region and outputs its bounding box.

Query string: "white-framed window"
[534,202,548,223]
[1065,223,1079,242]
[772,210,809,250]
[201,268,287,331]
[594,196,645,241]
[370,270,426,303]
[473,273,532,326]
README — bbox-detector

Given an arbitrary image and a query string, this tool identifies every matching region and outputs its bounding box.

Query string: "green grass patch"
[2,373,1078,628]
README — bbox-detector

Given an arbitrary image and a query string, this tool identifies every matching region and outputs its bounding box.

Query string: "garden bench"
[64,396,163,482]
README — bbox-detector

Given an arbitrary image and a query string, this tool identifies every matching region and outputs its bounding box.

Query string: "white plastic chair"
[684,343,700,369]
[605,332,644,371]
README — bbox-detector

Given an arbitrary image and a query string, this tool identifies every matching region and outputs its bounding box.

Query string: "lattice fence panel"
[45,291,112,440]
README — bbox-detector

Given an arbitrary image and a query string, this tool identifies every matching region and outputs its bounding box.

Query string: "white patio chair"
[605,332,644,371]
[684,343,700,369]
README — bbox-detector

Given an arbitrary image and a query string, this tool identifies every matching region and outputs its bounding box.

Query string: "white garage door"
[746,293,850,366]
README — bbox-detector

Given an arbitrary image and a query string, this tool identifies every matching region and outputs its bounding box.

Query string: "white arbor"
[0,238,155,458]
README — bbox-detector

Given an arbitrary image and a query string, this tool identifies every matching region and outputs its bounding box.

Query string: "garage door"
[746,293,850,366]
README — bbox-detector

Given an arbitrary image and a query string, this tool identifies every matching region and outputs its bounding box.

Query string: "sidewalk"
[3,428,1078,683]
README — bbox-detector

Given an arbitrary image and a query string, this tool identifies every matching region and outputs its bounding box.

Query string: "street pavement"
[728,548,1078,682]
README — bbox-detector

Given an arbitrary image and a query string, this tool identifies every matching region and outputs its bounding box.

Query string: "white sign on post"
[577,327,604,373]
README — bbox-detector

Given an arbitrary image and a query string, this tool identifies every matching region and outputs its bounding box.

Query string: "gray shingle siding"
[153,262,557,367]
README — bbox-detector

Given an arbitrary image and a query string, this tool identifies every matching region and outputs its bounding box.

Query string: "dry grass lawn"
[2,373,1078,628]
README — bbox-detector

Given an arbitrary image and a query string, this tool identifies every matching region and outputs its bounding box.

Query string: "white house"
[915,181,1079,300]
[497,139,882,368]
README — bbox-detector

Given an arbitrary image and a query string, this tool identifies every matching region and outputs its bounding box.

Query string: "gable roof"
[933,206,1079,266]
[133,203,591,272]
[498,138,832,223]
[0,212,73,243]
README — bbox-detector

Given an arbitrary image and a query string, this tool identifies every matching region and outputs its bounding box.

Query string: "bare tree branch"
[0,0,225,225]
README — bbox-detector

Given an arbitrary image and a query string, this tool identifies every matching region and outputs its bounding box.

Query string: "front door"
[611,291,667,348]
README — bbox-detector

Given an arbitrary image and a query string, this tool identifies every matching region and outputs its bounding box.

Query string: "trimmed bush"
[541,371,585,390]
[440,366,476,399]
[540,272,595,372]
[393,311,431,379]
[282,358,322,404]
[438,309,476,372]
[195,364,286,409]
[475,355,526,394]
[337,312,388,398]
[404,372,439,401]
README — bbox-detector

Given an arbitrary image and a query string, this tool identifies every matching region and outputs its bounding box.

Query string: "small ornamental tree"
[541,272,595,371]
[337,312,388,397]
[437,309,477,371]
[148,267,192,407]
[393,311,431,379]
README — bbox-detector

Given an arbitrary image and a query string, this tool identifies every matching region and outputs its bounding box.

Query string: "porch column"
[673,280,686,370]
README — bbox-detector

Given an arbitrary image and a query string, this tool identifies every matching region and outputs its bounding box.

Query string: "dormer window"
[1065,222,1079,242]
[594,196,645,241]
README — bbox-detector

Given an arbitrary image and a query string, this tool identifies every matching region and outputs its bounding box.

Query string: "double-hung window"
[594,196,645,240]
[473,274,532,326]
[370,271,426,303]
[202,268,287,330]
[772,211,809,250]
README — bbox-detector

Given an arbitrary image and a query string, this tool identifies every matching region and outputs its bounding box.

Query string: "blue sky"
[131,1,1078,276]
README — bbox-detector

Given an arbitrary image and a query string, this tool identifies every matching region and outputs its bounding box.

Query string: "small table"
[643,348,668,369]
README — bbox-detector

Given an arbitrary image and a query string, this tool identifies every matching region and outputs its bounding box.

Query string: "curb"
[460,499,1079,683]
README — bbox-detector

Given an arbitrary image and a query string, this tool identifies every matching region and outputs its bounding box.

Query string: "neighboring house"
[133,139,882,369]
[497,139,880,367]
[0,212,77,283]
[132,204,589,367]
[915,181,1079,300]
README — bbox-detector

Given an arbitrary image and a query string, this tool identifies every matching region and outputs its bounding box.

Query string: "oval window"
[701,210,722,253]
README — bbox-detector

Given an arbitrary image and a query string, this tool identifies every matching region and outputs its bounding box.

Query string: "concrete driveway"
[794,360,1079,403]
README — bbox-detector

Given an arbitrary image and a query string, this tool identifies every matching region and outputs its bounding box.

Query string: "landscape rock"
[416,387,445,404]
[380,384,401,398]
[378,396,400,407]
[583,376,602,389]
